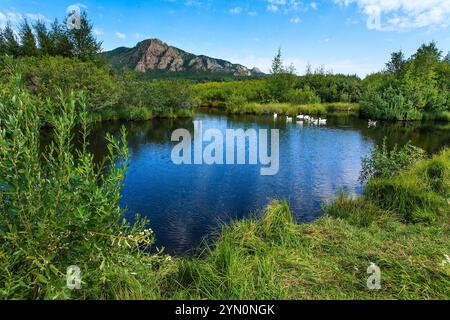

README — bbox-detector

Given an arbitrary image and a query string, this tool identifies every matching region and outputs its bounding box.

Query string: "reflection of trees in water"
[86,114,449,165]
[323,116,449,154]
[225,113,449,154]
[89,118,195,162]
[358,121,450,154]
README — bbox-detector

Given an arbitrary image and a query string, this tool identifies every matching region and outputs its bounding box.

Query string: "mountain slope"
[103,39,263,76]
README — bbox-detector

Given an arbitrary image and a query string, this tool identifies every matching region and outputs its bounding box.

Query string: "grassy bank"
[224,102,359,117]
[1,90,448,300]
[163,149,449,300]
[91,106,194,122]
[112,148,449,300]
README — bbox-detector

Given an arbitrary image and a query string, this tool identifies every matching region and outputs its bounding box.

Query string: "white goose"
[286,116,293,123]
[274,113,278,119]
[368,119,377,128]
[318,118,327,125]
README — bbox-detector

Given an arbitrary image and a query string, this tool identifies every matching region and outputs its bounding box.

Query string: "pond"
[88,112,450,255]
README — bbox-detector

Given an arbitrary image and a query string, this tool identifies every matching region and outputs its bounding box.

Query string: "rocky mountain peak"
[103,38,264,76]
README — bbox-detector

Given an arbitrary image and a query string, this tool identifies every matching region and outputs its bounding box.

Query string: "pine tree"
[386,51,405,75]
[67,12,102,61]
[271,48,284,74]
[34,20,52,56]
[414,41,442,62]
[305,63,312,76]
[49,19,73,57]
[444,52,450,64]
[0,27,6,55]
[3,23,21,56]
[19,19,38,56]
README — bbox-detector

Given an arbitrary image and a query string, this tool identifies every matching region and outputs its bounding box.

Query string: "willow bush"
[0,87,165,299]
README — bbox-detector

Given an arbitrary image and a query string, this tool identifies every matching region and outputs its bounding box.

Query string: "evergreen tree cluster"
[0,12,102,62]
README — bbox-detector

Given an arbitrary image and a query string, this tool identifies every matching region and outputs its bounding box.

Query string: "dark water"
[88,112,450,255]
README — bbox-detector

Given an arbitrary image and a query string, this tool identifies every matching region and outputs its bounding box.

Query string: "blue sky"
[1,0,449,76]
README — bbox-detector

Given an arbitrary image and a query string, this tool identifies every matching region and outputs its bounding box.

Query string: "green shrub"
[297,73,362,103]
[365,149,449,224]
[224,93,248,113]
[0,88,165,299]
[119,71,198,118]
[424,158,449,195]
[360,43,450,121]
[0,56,120,115]
[324,191,393,227]
[366,178,444,224]
[360,140,426,182]
[285,86,321,104]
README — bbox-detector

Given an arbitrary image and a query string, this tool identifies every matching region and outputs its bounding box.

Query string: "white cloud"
[25,13,46,21]
[229,7,243,15]
[93,28,104,36]
[335,0,450,31]
[267,4,280,13]
[115,32,126,39]
[267,0,301,13]
[310,2,318,10]
[0,10,47,29]
[290,17,301,24]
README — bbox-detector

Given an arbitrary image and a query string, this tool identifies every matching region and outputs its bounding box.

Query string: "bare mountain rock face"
[103,38,264,76]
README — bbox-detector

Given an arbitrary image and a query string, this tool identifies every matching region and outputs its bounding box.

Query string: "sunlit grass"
[157,149,449,300]
[91,106,194,122]
[225,102,359,117]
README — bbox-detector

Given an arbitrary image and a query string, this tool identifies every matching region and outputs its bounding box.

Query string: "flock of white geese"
[273,113,378,128]
[273,113,327,126]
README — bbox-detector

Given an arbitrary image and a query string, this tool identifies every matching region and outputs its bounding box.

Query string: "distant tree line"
[0,12,102,63]
[1,10,448,122]
[361,42,450,120]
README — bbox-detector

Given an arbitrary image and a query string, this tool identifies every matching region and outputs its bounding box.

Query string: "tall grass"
[91,106,194,122]
[169,149,449,300]
[225,102,359,117]
[365,149,449,224]
[0,87,169,299]
[1,84,448,300]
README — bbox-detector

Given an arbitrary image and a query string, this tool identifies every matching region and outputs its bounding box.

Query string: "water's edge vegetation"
[1,14,449,123]
[1,90,448,300]
[0,12,449,300]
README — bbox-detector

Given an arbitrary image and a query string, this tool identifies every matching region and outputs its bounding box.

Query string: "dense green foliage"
[0,56,119,114]
[1,89,447,299]
[360,42,450,120]
[224,102,358,117]
[195,45,448,121]
[114,70,197,119]
[194,68,361,110]
[172,149,449,300]
[0,13,102,63]
[360,139,426,182]
[1,13,196,123]
[2,12,447,123]
[0,89,170,299]
[0,57,197,122]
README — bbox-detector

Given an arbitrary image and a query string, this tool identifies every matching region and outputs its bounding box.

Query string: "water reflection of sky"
[87,114,449,255]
